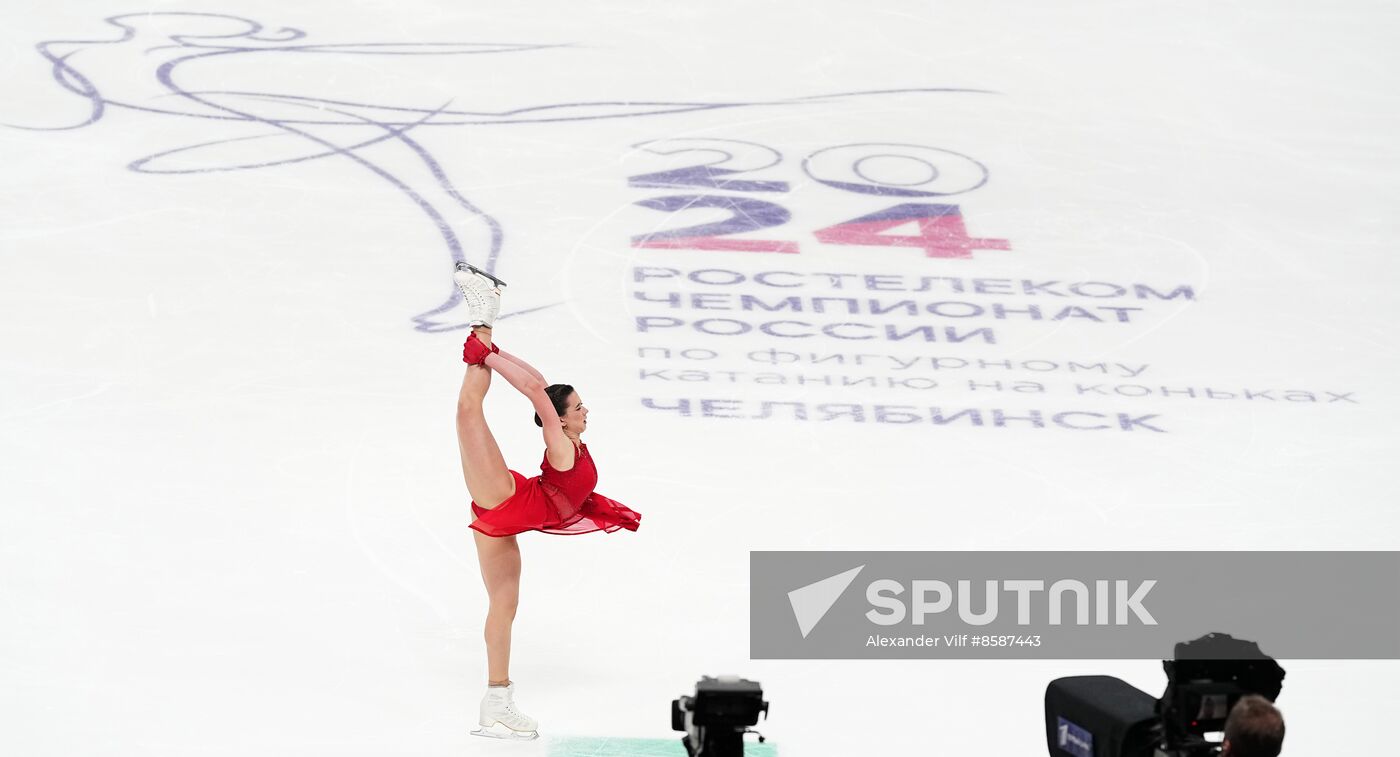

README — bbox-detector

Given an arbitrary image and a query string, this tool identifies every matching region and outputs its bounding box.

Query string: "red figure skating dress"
[469,443,641,537]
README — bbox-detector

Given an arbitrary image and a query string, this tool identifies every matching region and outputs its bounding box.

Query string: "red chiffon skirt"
[470,470,642,537]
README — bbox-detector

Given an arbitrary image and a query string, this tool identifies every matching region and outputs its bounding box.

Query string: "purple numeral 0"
[802,143,989,197]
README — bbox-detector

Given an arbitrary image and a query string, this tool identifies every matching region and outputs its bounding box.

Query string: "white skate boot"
[453,261,503,328]
[471,681,539,741]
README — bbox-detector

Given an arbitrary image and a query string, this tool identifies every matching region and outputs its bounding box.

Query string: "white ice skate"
[471,682,539,741]
[453,261,503,328]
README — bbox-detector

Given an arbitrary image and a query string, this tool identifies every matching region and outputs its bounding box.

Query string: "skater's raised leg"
[455,327,514,509]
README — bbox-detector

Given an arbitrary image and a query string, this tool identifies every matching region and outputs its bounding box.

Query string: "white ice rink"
[3,2,1398,755]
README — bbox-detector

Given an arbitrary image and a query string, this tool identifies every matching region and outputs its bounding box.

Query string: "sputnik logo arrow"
[787,564,865,639]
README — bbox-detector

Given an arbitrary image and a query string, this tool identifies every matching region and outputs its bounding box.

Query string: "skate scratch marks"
[13,12,994,332]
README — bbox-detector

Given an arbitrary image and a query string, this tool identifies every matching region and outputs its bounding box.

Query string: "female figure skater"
[452,263,641,741]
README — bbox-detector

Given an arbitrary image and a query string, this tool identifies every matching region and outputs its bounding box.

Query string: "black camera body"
[672,675,769,757]
[1154,634,1285,757]
[1045,634,1285,757]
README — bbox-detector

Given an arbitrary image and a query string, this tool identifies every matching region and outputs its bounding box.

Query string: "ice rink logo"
[13,13,992,333]
[628,140,1009,260]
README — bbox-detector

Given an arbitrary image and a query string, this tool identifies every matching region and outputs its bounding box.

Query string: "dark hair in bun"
[533,384,575,427]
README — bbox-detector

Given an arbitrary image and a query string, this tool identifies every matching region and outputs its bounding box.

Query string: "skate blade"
[471,722,539,741]
[454,261,507,288]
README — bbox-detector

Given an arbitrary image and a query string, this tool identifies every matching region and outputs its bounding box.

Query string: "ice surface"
[2,2,1398,755]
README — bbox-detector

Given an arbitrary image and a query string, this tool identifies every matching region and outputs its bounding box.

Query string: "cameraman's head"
[1220,695,1284,757]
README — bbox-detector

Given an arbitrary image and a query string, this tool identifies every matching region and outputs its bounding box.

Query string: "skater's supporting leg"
[472,529,520,686]
[456,328,516,509]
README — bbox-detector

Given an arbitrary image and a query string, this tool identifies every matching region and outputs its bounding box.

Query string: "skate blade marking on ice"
[454,260,507,289]
[471,722,539,741]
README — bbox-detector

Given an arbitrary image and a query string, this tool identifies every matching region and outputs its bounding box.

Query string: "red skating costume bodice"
[469,443,641,537]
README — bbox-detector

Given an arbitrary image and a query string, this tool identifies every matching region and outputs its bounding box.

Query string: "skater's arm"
[483,353,576,470]
[493,348,546,383]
